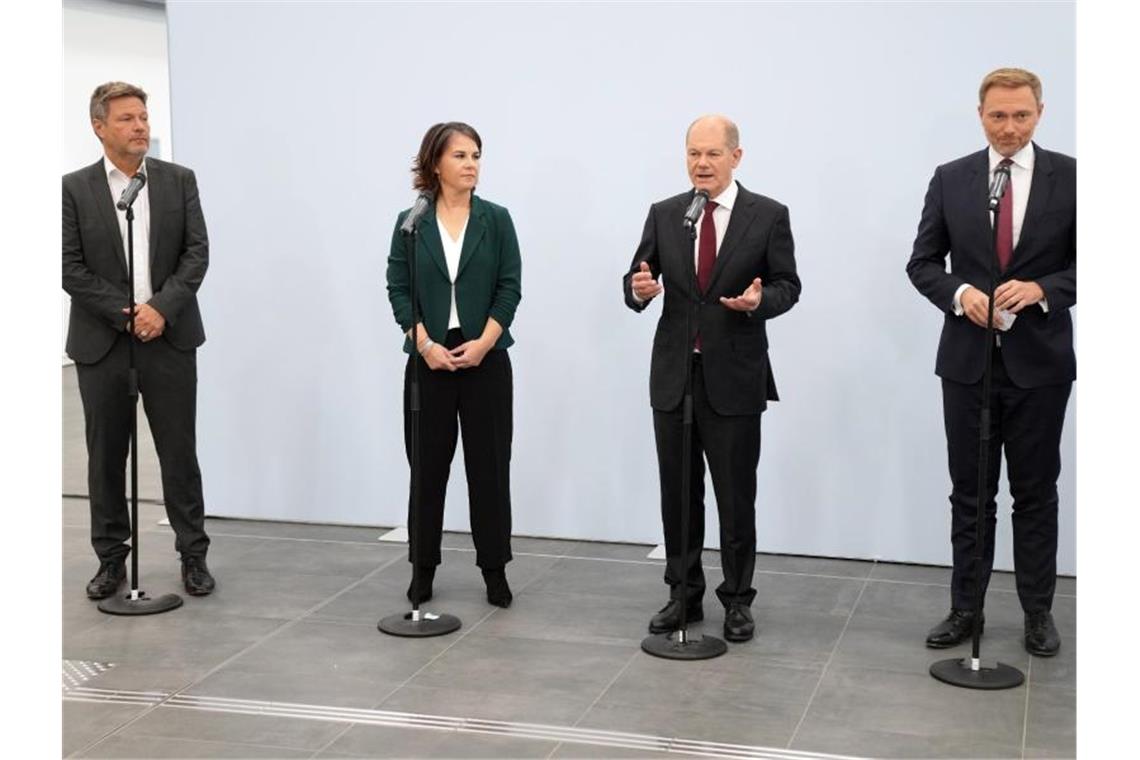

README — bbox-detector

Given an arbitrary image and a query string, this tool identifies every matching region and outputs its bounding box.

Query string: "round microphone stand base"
[378,609,462,638]
[930,657,1024,690]
[641,629,727,660]
[98,590,184,616]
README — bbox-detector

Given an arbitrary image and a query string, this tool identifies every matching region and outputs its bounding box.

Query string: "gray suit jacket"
[63,157,208,364]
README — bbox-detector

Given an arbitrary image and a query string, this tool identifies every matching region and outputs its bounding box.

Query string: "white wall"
[62,0,170,362]
[166,0,1076,573]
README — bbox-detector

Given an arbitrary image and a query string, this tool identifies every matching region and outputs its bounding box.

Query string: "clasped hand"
[122,303,165,342]
[421,339,491,372]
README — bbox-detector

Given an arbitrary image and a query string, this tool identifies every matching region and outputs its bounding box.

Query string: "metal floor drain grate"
[63,660,115,692]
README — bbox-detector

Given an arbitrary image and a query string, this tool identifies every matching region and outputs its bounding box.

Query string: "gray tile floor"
[62,367,1076,759]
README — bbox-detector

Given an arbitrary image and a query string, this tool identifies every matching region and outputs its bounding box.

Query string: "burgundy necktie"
[694,201,718,350]
[995,158,1013,271]
[697,201,719,293]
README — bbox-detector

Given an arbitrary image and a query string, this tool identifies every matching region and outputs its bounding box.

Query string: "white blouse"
[437,213,469,330]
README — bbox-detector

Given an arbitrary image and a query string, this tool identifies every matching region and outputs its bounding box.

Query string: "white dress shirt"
[693,179,738,271]
[952,142,1048,315]
[437,212,468,330]
[632,180,739,308]
[104,155,153,305]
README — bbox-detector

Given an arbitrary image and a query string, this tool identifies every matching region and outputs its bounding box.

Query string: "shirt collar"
[103,154,148,180]
[988,142,1035,173]
[709,179,738,211]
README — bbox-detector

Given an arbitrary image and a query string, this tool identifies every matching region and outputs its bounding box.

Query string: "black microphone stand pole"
[642,199,727,660]
[380,214,460,637]
[931,169,1023,688]
[99,190,183,616]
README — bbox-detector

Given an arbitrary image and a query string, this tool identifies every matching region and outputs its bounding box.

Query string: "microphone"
[987,164,1011,211]
[682,189,710,230]
[116,173,147,210]
[400,191,434,235]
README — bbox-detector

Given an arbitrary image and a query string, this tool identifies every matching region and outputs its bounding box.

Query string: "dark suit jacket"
[623,183,801,416]
[63,157,209,364]
[906,143,1076,387]
[387,195,522,353]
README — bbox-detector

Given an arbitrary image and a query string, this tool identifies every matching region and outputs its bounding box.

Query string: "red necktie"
[995,158,1013,271]
[694,201,718,350]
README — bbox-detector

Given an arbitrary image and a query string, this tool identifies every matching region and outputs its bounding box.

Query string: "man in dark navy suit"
[907,68,1075,657]
[623,115,801,642]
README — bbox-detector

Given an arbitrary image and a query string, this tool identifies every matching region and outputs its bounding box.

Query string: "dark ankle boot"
[406,565,436,604]
[482,567,512,608]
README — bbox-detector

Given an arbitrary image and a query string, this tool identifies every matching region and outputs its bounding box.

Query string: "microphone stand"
[99,192,183,616]
[642,199,727,660]
[379,213,461,638]
[930,169,1023,688]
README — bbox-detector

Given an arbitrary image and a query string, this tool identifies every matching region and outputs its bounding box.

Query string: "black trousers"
[403,329,513,569]
[653,356,761,607]
[75,333,210,563]
[942,344,1071,614]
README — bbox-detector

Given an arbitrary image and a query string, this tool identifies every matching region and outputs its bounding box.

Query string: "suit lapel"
[672,193,697,295]
[145,158,162,272]
[86,160,128,276]
[1012,144,1055,264]
[414,205,450,280]
[706,184,757,294]
[456,197,487,280]
[967,150,992,257]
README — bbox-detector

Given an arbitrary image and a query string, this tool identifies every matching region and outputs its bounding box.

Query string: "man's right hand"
[961,286,1002,329]
[631,261,663,302]
[421,343,457,372]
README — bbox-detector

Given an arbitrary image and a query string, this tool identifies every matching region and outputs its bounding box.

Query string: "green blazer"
[387,195,522,353]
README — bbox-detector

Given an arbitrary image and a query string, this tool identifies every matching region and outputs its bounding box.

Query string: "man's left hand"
[122,303,166,342]
[720,278,763,312]
[993,280,1045,314]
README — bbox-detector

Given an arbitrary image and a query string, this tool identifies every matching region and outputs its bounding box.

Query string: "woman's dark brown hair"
[411,122,483,194]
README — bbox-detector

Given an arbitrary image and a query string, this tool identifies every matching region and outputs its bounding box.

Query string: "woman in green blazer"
[386,122,522,608]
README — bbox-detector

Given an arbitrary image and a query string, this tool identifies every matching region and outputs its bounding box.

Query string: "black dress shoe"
[86,560,126,600]
[181,556,216,596]
[482,567,513,608]
[648,599,703,633]
[925,608,983,648]
[1024,611,1061,657]
[406,565,436,604]
[723,604,755,642]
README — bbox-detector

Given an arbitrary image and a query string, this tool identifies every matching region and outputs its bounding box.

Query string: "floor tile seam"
[69,551,408,758]
[306,719,360,759]
[569,649,642,730]
[371,604,501,708]
[783,571,874,750]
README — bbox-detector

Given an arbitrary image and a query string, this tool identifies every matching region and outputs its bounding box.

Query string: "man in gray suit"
[63,81,215,598]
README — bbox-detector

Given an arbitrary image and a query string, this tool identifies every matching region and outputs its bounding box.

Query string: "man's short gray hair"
[90,81,148,122]
[686,115,740,150]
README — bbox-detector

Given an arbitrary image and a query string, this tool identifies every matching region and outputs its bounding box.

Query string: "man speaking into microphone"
[63,81,216,599]
[907,68,1075,656]
[622,115,801,642]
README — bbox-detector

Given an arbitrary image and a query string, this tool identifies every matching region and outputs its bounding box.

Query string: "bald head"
[686,115,740,150]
